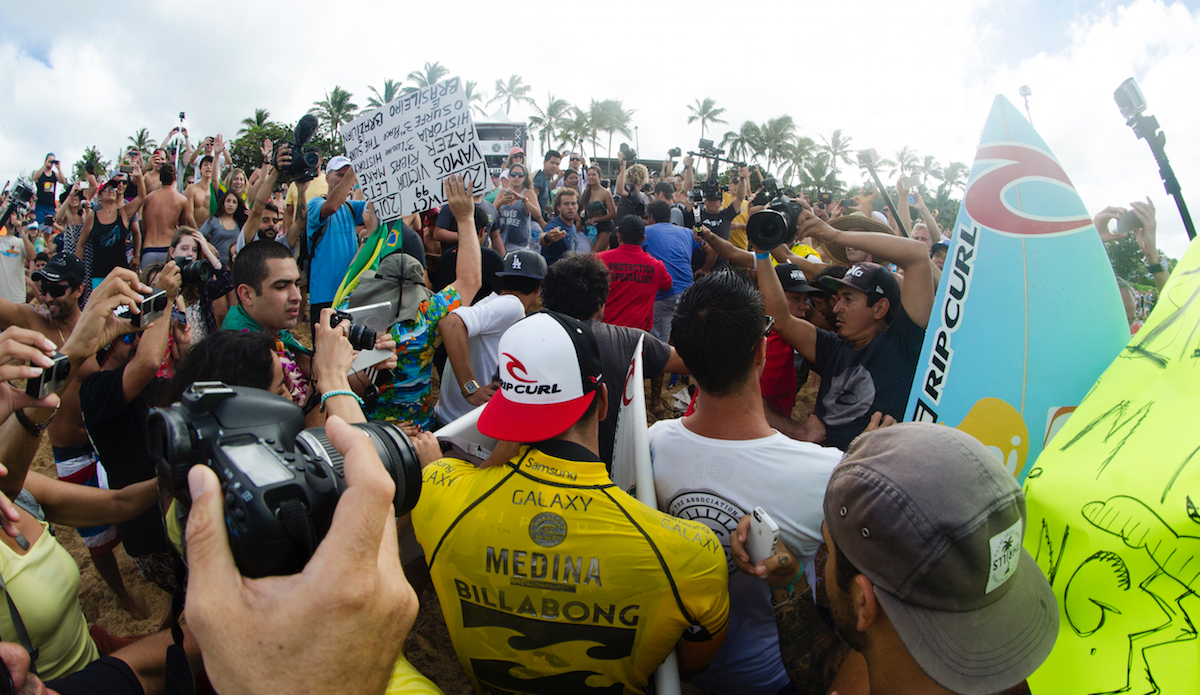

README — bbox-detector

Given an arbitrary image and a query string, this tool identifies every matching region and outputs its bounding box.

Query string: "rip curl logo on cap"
[503,352,536,383]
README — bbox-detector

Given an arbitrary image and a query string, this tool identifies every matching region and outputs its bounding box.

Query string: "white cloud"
[1,0,1195,257]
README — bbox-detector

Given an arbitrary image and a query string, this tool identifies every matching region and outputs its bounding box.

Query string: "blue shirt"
[540,217,577,266]
[306,198,366,304]
[642,222,702,299]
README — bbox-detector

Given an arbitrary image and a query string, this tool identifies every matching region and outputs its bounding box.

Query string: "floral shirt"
[367,286,461,429]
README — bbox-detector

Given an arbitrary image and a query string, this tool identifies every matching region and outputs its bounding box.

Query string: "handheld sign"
[1024,235,1200,693]
[904,95,1129,482]
[338,76,486,221]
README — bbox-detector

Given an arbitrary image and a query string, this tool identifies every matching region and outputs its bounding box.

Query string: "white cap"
[325,155,353,174]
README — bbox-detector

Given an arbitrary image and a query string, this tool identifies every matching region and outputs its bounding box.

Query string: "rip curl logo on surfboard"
[964,143,1093,237]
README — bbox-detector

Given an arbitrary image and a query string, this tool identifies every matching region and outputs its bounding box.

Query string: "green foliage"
[230,120,346,175]
[309,87,357,135]
[72,146,109,181]
[1103,235,1171,286]
[238,109,271,136]
[126,129,156,158]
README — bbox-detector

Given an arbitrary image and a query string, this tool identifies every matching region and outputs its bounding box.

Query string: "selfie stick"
[1125,113,1195,241]
[862,163,909,238]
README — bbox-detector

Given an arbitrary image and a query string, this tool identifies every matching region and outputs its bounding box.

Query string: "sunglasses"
[570,158,580,162]
[40,282,70,298]
[764,314,775,337]
[510,172,527,179]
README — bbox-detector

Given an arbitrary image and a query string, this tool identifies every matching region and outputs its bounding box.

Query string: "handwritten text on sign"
[339,77,485,221]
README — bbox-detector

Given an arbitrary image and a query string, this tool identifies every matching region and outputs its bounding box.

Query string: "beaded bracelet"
[320,389,364,412]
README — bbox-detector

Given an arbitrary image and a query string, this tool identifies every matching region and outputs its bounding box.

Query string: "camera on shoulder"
[148,382,423,577]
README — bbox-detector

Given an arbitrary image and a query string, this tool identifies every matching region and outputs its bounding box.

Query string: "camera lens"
[296,421,422,516]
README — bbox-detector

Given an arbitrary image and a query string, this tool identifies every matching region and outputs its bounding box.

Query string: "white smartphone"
[746,507,781,565]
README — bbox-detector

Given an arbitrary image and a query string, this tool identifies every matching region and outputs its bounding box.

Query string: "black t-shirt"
[583,320,671,469]
[36,171,58,207]
[46,656,143,695]
[79,367,169,557]
[432,245,504,305]
[384,221,427,269]
[812,307,926,450]
[435,203,497,234]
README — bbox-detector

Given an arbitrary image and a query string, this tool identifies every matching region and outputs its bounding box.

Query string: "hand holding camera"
[182,412,418,695]
[797,209,839,246]
[60,268,152,366]
[0,326,64,416]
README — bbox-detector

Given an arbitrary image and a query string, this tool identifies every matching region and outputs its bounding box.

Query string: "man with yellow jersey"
[412,310,729,694]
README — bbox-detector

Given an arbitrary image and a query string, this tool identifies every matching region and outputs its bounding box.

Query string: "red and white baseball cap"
[477,311,603,442]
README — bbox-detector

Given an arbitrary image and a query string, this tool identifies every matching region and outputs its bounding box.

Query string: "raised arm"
[730,166,750,215]
[800,211,936,328]
[447,176,482,304]
[682,155,695,194]
[76,206,94,259]
[121,162,147,220]
[755,236,818,363]
[320,162,357,221]
[121,262,180,403]
[1131,198,1169,292]
[896,178,914,237]
[244,148,284,245]
[911,190,941,243]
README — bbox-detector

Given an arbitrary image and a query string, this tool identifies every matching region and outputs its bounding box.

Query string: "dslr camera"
[148,383,422,578]
[667,147,682,158]
[273,114,322,183]
[619,143,638,164]
[690,177,727,204]
[173,257,214,286]
[746,183,804,251]
[330,310,377,351]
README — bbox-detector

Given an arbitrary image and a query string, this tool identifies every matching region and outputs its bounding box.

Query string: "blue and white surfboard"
[905,95,1129,482]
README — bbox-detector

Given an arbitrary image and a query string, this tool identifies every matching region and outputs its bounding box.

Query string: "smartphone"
[839,199,856,208]
[908,194,917,205]
[900,175,920,189]
[746,507,781,565]
[1117,209,1142,234]
[119,165,133,175]
[171,308,188,326]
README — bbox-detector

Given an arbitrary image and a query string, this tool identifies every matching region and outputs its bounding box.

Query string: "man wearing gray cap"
[732,423,1059,694]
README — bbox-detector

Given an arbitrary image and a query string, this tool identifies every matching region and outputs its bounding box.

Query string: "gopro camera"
[857,149,879,167]
[1114,78,1147,120]
[115,289,169,328]
[26,352,70,400]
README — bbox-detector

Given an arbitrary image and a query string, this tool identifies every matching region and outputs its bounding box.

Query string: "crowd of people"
[0,122,1174,695]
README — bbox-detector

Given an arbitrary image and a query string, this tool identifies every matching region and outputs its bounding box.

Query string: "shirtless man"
[140,164,195,267]
[0,254,144,616]
[141,148,169,193]
[185,155,214,228]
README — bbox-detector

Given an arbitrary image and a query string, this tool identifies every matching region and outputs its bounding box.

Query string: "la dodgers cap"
[477,311,603,442]
[823,423,1058,694]
[494,250,547,280]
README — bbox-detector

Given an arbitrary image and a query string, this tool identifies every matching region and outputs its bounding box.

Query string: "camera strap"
[0,573,39,677]
[164,554,196,695]
[278,499,317,558]
[304,202,352,270]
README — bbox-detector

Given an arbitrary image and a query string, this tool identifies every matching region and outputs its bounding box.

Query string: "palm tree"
[686,98,728,140]
[561,107,596,160]
[403,62,450,94]
[464,80,488,116]
[309,87,358,135]
[594,99,635,160]
[488,75,534,115]
[890,146,920,178]
[237,109,271,136]
[760,116,796,173]
[799,152,843,196]
[528,94,572,153]
[72,146,110,181]
[819,130,854,179]
[365,80,401,108]
[913,155,943,190]
[126,129,156,158]
[721,121,764,167]
[781,136,817,186]
[940,161,969,192]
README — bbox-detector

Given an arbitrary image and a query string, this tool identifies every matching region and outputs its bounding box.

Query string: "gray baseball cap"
[823,423,1058,694]
[495,250,547,280]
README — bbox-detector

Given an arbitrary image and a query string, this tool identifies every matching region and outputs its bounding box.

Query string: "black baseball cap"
[495,250,547,280]
[818,262,900,309]
[31,252,86,286]
[930,242,949,257]
[774,264,820,293]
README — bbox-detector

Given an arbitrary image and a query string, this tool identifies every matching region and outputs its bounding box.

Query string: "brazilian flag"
[332,220,408,308]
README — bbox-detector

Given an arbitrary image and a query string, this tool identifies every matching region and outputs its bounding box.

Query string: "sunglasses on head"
[40,282,70,298]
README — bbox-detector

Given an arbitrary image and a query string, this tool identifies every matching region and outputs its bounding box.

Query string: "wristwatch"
[462,379,480,397]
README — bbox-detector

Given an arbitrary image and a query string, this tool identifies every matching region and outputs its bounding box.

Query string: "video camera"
[148,382,422,578]
[1,180,35,232]
[690,177,728,204]
[746,180,804,250]
[273,114,322,183]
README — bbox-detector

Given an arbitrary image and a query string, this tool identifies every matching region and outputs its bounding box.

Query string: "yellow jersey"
[412,441,729,695]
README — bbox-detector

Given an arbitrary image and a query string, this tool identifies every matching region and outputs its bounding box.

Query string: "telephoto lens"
[746,198,803,251]
[173,257,214,285]
[147,383,422,577]
[330,311,377,351]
